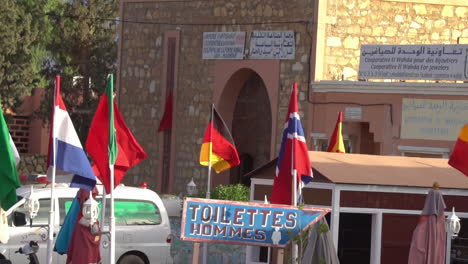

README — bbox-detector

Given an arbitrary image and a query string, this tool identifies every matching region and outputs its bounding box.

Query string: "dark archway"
[231,72,272,185]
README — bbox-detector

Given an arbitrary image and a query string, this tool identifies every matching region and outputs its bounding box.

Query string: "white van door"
[6,198,63,264]
[59,197,172,264]
[100,199,172,264]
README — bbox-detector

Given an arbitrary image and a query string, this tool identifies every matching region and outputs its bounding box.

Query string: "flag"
[54,197,80,254]
[158,91,173,132]
[47,75,96,191]
[9,133,20,165]
[0,106,21,211]
[449,123,468,176]
[86,74,148,194]
[199,105,240,173]
[327,111,346,153]
[270,82,313,205]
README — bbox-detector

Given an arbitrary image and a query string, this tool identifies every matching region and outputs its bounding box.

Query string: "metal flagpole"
[110,164,116,264]
[202,104,214,264]
[100,189,107,231]
[46,77,58,264]
[291,84,299,264]
[46,141,57,264]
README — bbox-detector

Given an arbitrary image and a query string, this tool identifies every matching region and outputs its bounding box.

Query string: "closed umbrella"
[408,183,446,264]
[302,218,340,264]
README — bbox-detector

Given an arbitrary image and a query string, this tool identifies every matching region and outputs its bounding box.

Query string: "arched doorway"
[231,72,272,185]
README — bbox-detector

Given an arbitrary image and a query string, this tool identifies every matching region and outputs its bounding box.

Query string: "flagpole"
[46,76,59,264]
[291,83,299,264]
[202,104,214,264]
[109,164,116,264]
[100,189,107,231]
[100,187,107,258]
[206,104,214,200]
[46,152,57,264]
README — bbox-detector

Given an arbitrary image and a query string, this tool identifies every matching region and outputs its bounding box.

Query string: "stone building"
[117,0,468,263]
[117,0,467,192]
[118,0,317,194]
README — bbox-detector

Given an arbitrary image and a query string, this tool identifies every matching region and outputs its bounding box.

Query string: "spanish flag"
[449,123,468,176]
[199,105,240,173]
[327,111,346,153]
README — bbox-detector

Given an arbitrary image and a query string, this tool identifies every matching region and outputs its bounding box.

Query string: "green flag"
[107,74,117,165]
[0,106,21,211]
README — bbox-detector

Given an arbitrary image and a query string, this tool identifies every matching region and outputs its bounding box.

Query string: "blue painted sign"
[180,198,330,247]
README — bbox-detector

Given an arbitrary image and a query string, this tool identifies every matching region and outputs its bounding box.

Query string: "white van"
[1,183,173,264]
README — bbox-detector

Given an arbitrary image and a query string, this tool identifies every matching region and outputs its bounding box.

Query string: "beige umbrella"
[302,218,340,264]
[408,183,446,264]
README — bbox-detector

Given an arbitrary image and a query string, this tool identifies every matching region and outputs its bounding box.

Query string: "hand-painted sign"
[180,198,330,247]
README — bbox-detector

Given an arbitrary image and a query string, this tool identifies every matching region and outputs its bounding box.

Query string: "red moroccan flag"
[158,91,173,132]
[199,105,240,173]
[86,89,148,193]
[449,123,468,176]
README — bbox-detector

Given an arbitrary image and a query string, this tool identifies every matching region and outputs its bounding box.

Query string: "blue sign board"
[180,198,330,247]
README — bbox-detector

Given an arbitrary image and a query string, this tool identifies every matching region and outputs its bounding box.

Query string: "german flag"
[327,111,346,153]
[199,105,240,173]
[449,123,468,176]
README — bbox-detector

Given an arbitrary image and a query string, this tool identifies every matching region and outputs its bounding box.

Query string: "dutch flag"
[47,76,96,190]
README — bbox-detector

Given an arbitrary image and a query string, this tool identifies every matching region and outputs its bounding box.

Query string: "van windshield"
[60,199,162,226]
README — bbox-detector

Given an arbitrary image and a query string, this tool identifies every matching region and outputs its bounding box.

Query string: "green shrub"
[200,184,250,201]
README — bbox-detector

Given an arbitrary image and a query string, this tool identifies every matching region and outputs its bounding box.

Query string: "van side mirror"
[13,212,27,227]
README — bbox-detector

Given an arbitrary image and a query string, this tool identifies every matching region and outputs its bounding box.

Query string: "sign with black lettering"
[249,31,295,60]
[358,44,468,81]
[202,32,245,60]
[180,198,330,247]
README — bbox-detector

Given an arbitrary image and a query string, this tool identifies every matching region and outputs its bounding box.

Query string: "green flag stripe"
[0,104,21,211]
[107,74,118,165]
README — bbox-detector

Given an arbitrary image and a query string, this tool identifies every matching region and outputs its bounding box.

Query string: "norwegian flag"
[270,82,313,205]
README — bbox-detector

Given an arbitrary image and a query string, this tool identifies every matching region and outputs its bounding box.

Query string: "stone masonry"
[119,0,467,194]
[320,0,467,80]
[119,0,315,194]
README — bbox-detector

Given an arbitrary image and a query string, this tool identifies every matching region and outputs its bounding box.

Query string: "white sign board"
[202,32,245,60]
[359,44,468,81]
[345,107,362,120]
[249,31,295,60]
[401,98,468,141]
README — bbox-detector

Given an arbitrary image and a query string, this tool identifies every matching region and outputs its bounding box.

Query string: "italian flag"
[0,105,21,211]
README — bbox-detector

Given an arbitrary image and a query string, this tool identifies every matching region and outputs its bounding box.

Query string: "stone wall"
[119,0,467,194]
[321,0,468,80]
[17,154,47,176]
[119,0,315,194]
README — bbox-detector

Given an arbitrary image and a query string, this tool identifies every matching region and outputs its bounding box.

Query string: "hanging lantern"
[24,186,40,220]
[186,178,197,196]
[82,191,99,224]
[447,207,461,238]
